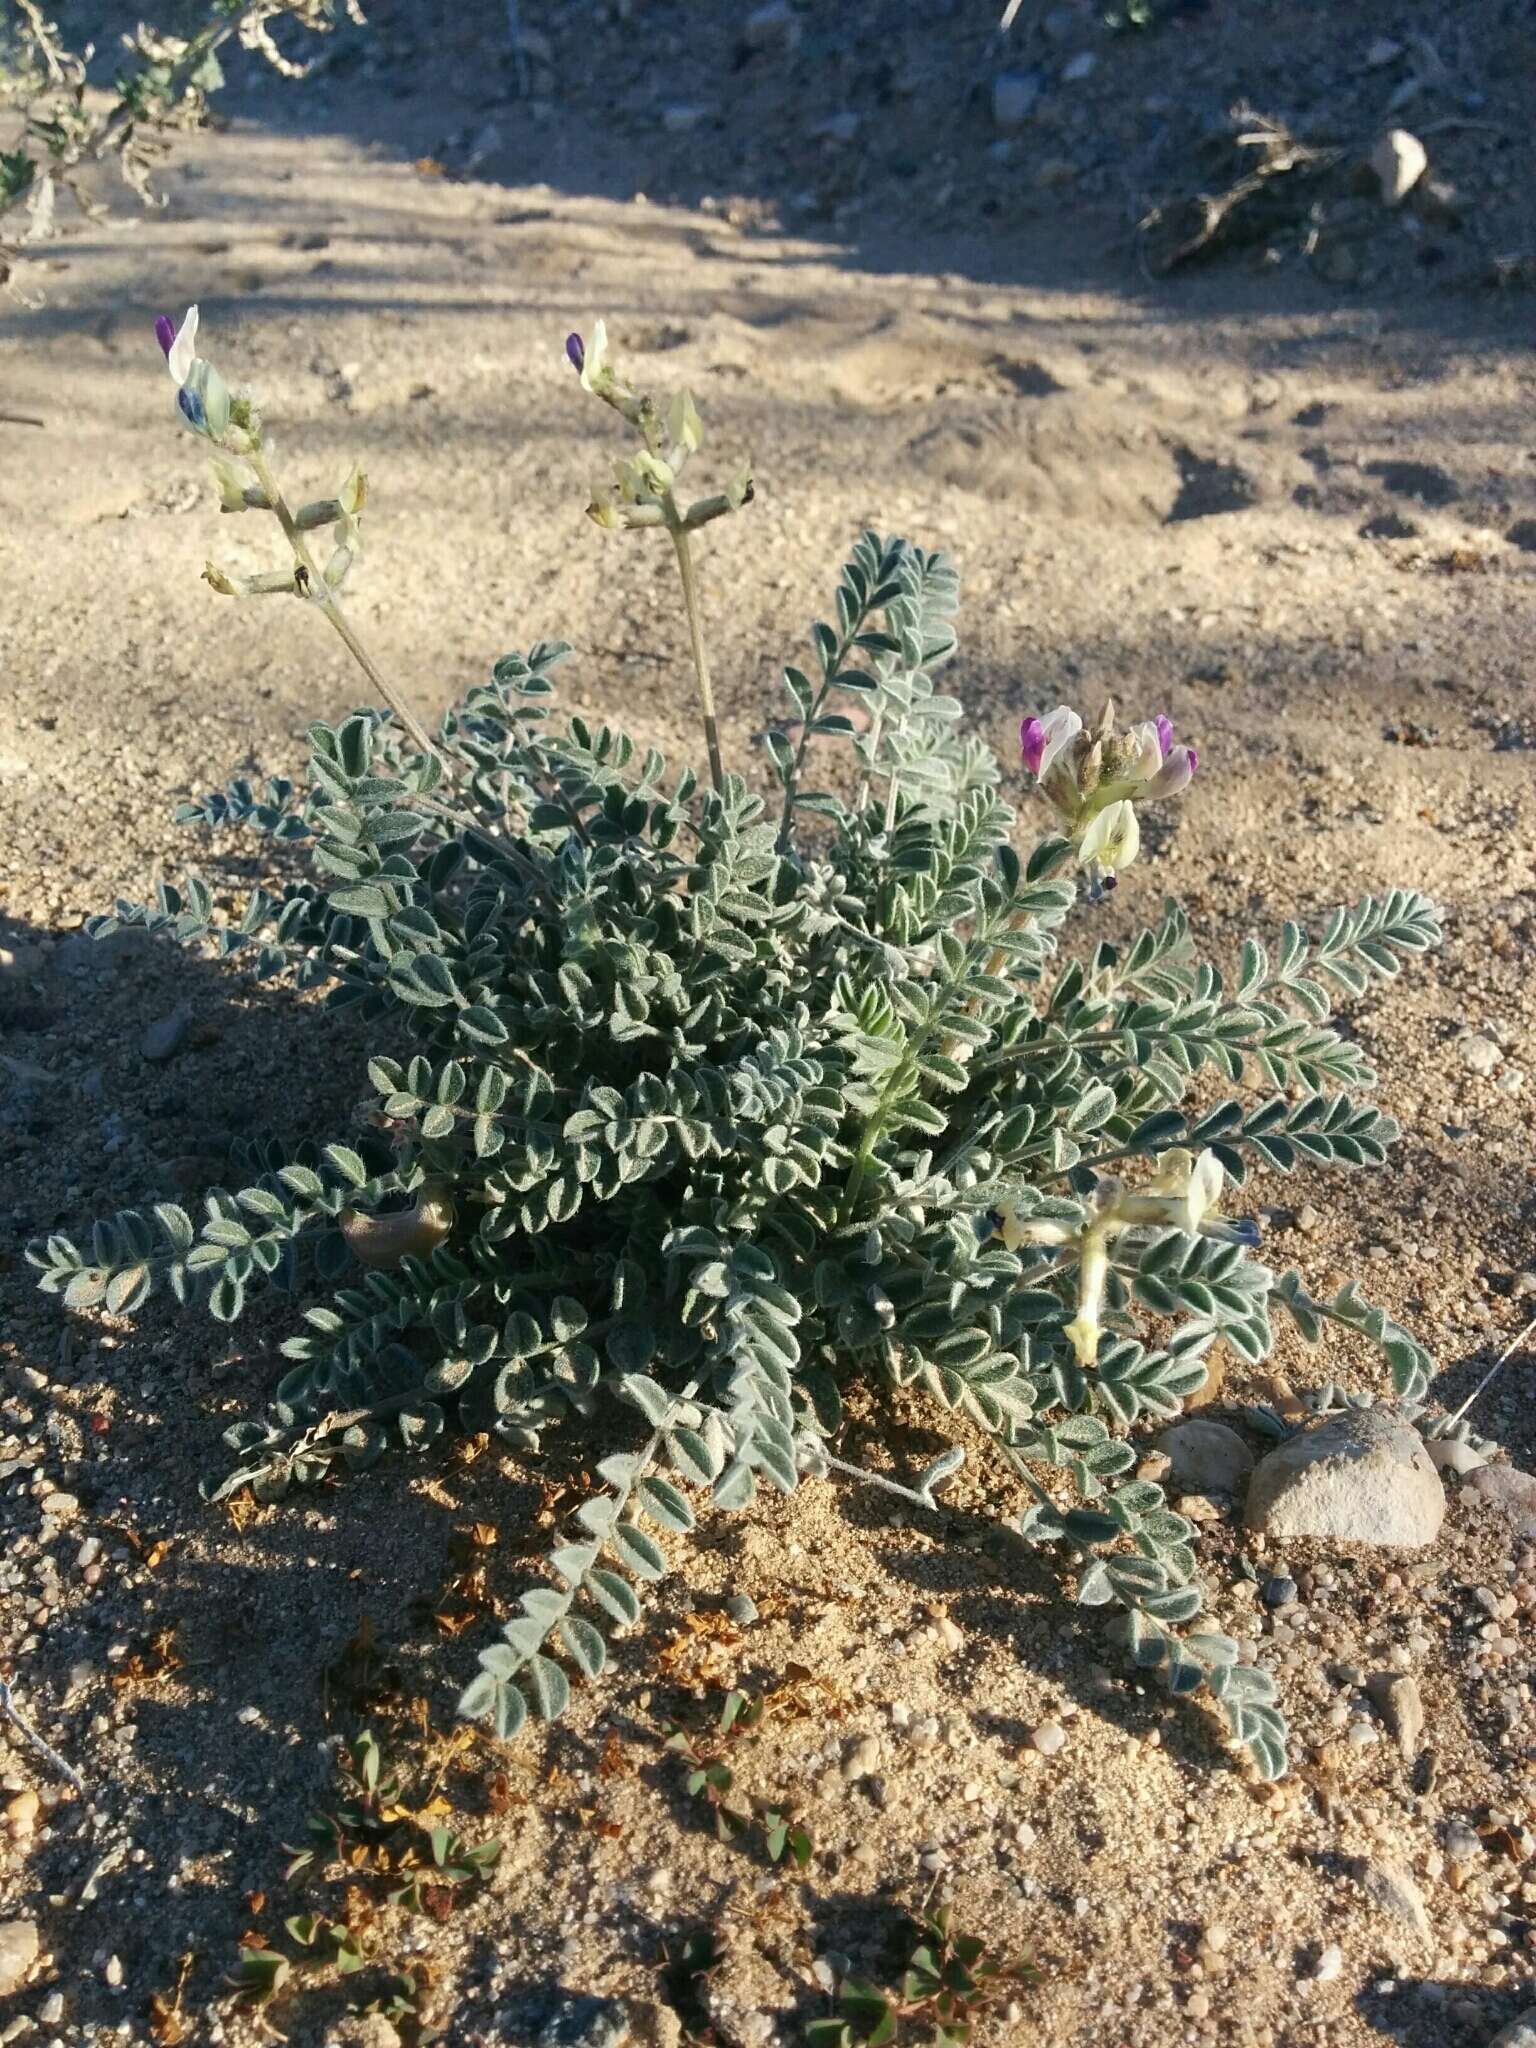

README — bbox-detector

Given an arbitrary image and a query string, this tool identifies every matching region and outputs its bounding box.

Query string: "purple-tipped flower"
[565,332,585,374]
[155,314,177,357]
[1020,705,1083,781]
[1154,713,1174,759]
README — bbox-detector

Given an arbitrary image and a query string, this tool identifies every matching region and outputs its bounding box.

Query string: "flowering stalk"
[154,306,440,764]
[567,320,754,796]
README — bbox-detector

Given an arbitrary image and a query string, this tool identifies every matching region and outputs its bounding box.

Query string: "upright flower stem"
[665,511,725,795]
[245,447,440,764]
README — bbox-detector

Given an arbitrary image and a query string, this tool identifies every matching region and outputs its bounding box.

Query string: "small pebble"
[1313,1944,1344,1983]
[724,1593,758,1625]
[842,1735,881,1783]
[4,1790,38,1840]
[1263,1575,1299,1609]
[1445,1820,1482,1864]
[1028,1721,1067,1757]
[1456,1033,1501,1077]
[140,1003,192,1063]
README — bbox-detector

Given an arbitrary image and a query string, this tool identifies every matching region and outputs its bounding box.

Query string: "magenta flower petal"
[1154,713,1174,758]
[155,314,177,356]
[1020,716,1046,777]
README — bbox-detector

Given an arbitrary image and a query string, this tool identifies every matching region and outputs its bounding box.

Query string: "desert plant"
[808,1902,1041,2047]
[1,0,358,294]
[28,312,1443,1781]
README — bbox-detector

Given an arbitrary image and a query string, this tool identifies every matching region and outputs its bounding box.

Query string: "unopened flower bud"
[565,332,585,373]
[1144,744,1197,799]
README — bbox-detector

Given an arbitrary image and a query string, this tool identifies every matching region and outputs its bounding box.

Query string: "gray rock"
[0,1919,39,1997]
[140,1002,192,1062]
[1488,2012,1536,2048]
[742,1,800,52]
[1153,1420,1254,1495]
[537,1995,632,2048]
[1457,1033,1501,1076]
[1061,50,1096,81]
[992,70,1040,132]
[54,927,144,977]
[1244,1409,1444,1547]
[725,1593,759,1625]
[1366,1671,1424,1758]
[812,111,860,143]
[1356,1857,1429,1941]
[329,2018,404,2048]
[1466,1461,1536,1540]
[661,105,711,135]
[1262,1574,1299,1609]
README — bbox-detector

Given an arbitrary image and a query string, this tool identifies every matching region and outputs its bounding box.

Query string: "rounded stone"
[1244,1409,1444,1547]
[1153,1420,1254,1495]
[0,1920,39,1997]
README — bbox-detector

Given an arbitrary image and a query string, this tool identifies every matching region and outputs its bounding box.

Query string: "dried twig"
[0,1675,87,1794]
[1443,1313,1536,1431]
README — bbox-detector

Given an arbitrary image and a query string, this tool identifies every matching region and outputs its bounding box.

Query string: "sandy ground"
[2,3,1536,2044]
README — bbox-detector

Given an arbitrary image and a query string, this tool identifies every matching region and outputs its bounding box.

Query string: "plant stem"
[246,447,440,763]
[665,509,725,795]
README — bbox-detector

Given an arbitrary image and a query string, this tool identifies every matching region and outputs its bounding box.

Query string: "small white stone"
[1458,1032,1507,1081]
[1313,1944,1344,1983]
[1028,1721,1067,1757]
[1371,128,1428,206]
[842,1735,881,1783]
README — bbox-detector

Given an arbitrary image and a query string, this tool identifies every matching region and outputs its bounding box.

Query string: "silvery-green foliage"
[29,534,1440,1781]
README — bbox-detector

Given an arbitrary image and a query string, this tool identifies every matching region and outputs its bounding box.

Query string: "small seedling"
[389,1825,503,1916]
[807,1905,1041,2046]
[665,1690,813,1864]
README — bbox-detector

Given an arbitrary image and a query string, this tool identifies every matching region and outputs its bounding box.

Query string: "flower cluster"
[1000,1147,1257,1367]
[1020,701,1196,888]
[565,319,752,535]
[153,307,383,631]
